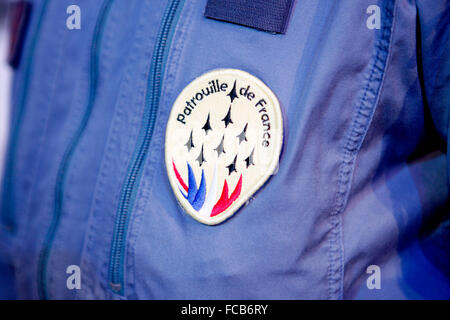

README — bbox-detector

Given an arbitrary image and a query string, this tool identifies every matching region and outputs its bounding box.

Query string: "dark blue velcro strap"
[204,0,295,34]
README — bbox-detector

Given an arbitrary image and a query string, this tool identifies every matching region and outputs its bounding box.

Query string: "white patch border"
[165,69,283,225]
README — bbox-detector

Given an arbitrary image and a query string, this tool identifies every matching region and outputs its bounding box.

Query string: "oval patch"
[165,69,283,225]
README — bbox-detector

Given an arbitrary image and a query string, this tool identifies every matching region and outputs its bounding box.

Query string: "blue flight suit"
[0,0,449,299]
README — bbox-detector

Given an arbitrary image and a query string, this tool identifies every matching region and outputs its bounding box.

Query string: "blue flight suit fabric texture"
[0,0,449,299]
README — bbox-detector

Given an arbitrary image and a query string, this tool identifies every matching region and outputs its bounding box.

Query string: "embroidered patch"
[165,69,283,225]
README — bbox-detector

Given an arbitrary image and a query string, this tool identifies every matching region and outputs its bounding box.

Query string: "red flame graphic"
[172,160,242,217]
[211,174,242,217]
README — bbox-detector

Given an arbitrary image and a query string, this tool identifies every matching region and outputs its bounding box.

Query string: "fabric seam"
[327,0,398,300]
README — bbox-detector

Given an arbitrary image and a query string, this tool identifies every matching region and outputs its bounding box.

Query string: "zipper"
[108,0,183,295]
[1,0,50,232]
[37,0,114,299]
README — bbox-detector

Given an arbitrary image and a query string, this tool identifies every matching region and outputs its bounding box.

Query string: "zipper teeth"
[109,0,181,294]
[1,0,50,231]
[37,0,114,300]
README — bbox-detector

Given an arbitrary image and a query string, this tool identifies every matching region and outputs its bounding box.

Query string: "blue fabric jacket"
[0,0,449,299]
